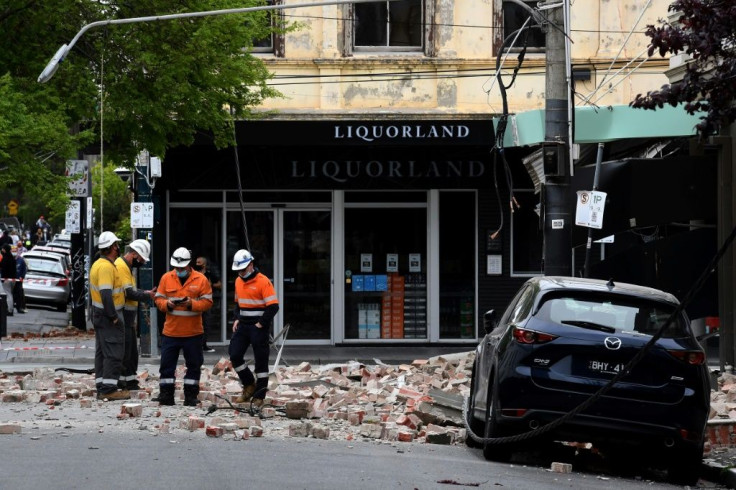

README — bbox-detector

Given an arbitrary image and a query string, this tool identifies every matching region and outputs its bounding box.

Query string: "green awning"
[494,104,703,147]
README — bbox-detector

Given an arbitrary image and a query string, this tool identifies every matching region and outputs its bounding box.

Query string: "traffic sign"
[131,202,154,229]
[575,190,607,229]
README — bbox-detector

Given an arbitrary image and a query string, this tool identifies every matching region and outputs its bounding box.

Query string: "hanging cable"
[230,108,251,251]
[99,51,104,232]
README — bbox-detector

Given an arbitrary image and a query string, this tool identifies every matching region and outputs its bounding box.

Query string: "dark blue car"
[466,276,709,486]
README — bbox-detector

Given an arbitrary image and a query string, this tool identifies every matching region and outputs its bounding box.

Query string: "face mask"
[131,258,143,268]
[238,270,248,279]
[193,264,203,272]
[176,269,189,279]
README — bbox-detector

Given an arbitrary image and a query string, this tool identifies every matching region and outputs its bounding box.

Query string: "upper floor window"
[251,0,285,57]
[499,0,545,52]
[353,0,424,52]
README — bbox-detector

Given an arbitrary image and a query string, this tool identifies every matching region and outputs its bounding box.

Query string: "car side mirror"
[484,309,497,334]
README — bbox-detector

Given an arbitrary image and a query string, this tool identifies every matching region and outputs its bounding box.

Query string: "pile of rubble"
[0,351,475,445]
[6,326,94,340]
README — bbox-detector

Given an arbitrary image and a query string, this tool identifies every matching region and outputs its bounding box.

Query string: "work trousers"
[229,323,269,399]
[159,334,203,393]
[120,309,139,388]
[13,281,25,312]
[93,309,125,395]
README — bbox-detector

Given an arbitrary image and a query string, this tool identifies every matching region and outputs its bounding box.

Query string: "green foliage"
[0,0,290,223]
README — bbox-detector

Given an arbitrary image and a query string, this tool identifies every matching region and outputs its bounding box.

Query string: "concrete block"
[122,403,143,417]
[206,426,224,438]
[551,462,572,473]
[0,424,21,434]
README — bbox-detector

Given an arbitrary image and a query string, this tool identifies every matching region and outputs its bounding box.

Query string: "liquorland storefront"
[154,119,535,346]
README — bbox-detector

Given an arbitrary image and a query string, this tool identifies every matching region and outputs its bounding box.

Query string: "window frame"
[342,0,436,56]
[251,0,285,57]
[494,0,546,54]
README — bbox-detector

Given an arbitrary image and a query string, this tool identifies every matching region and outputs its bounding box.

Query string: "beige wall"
[257,0,673,117]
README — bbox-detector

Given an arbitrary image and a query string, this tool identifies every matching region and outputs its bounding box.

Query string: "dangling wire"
[230,108,251,251]
[99,50,104,232]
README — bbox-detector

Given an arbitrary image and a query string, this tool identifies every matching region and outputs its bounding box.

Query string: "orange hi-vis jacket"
[154,269,213,337]
[234,272,279,325]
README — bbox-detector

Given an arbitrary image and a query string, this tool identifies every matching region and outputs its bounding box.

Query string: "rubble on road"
[0,352,474,446]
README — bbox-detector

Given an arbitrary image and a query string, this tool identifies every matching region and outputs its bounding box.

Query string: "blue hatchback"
[466,276,709,486]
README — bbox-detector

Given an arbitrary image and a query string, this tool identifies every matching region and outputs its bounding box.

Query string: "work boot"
[183,384,199,407]
[153,386,175,406]
[235,384,256,403]
[126,381,141,391]
[97,389,131,401]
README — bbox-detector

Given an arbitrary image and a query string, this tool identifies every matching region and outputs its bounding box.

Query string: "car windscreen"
[535,292,687,338]
[25,257,65,275]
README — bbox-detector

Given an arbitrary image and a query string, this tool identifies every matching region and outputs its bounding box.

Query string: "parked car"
[466,276,709,486]
[22,251,71,312]
[30,245,71,274]
[48,233,71,249]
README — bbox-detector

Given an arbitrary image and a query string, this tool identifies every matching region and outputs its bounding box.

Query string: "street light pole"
[38,0,396,83]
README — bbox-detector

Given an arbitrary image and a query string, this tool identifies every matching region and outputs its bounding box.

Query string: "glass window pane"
[389,0,422,47]
[511,190,543,275]
[344,208,427,339]
[355,2,388,47]
[439,192,476,339]
[503,1,545,48]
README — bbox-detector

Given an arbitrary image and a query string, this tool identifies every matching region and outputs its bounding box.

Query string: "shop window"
[344,0,429,54]
[439,191,477,339]
[498,0,545,52]
[344,207,427,340]
[511,189,543,275]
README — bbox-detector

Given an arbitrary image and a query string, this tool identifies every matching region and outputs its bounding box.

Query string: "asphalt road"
[1,430,696,490]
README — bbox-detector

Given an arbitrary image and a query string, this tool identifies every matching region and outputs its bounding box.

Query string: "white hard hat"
[129,239,151,262]
[98,231,121,249]
[232,249,254,270]
[170,247,191,267]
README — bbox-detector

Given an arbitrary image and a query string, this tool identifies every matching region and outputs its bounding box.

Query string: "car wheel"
[465,360,485,448]
[667,443,703,486]
[56,303,68,312]
[482,376,512,462]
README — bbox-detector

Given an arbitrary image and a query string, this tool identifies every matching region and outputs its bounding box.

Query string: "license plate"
[587,360,625,375]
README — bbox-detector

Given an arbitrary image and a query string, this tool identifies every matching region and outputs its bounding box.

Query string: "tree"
[0,0,288,214]
[630,0,736,137]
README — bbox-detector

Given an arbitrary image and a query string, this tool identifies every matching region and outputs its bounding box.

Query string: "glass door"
[282,210,331,340]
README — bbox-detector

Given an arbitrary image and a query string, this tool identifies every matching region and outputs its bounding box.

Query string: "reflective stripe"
[123,375,137,381]
[183,379,198,385]
[233,364,247,373]
[90,284,111,292]
[198,294,213,300]
[124,305,138,311]
[169,310,200,317]
[239,310,262,317]
[95,377,103,383]
[91,301,104,308]
[155,292,167,298]
[102,378,118,385]
[238,298,268,306]
[160,378,176,385]
[112,287,124,294]
[263,294,278,303]
[256,372,269,379]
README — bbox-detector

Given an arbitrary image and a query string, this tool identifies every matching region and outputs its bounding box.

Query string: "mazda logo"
[604,337,622,350]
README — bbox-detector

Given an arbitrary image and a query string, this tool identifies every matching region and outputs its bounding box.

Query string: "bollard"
[0,292,6,338]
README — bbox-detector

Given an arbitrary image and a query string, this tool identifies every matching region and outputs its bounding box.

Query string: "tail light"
[501,408,528,417]
[667,349,706,365]
[512,327,558,345]
[57,278,69,287]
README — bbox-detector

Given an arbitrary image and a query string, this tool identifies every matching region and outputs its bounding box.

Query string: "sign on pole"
[65,200,81,233]
[575,190,607,229]
[130,202,154,229]
[65,160,89,197]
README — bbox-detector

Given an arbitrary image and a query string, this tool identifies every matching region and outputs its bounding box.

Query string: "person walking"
[89,231,129,400]
[13,246,27,314]
[0,244,16,316]
[153,248,213,406]
[115,239,156,390]
[229,249,279,409]
[194,256,221,352]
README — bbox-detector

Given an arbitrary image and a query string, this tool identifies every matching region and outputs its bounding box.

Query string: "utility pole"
[542,0,572,276]
[134,152,158,357]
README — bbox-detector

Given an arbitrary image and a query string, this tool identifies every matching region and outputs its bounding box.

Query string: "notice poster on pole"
[131,202,154,229]
[360,253,373,273]
[409,253,421,273]
[575,190,607,229]
[65,160,89,197]
[386,253,398,273]
[65,200,81,234]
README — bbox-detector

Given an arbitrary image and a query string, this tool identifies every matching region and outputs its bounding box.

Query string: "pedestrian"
[0,230,10,248]
[229,249,279,409]
[153,247,213,406]
[13,246,27,314]
[115,239,156,390]
[194,256,221,352]
[0,243,16,316]
[89,231,129,401]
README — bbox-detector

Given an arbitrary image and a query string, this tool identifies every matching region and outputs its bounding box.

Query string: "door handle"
[284,277,295,283]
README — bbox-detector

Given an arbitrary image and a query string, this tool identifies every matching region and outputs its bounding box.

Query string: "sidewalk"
[0,305,471,369]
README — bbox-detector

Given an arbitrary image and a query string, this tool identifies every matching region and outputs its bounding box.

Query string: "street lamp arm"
[38,0,395,83]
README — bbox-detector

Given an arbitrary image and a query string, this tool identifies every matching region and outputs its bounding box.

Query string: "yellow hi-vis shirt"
[114,256,138,311]
[90,256,125,312]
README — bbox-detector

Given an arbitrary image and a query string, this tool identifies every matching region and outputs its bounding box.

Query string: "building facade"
[154,0,681,347]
